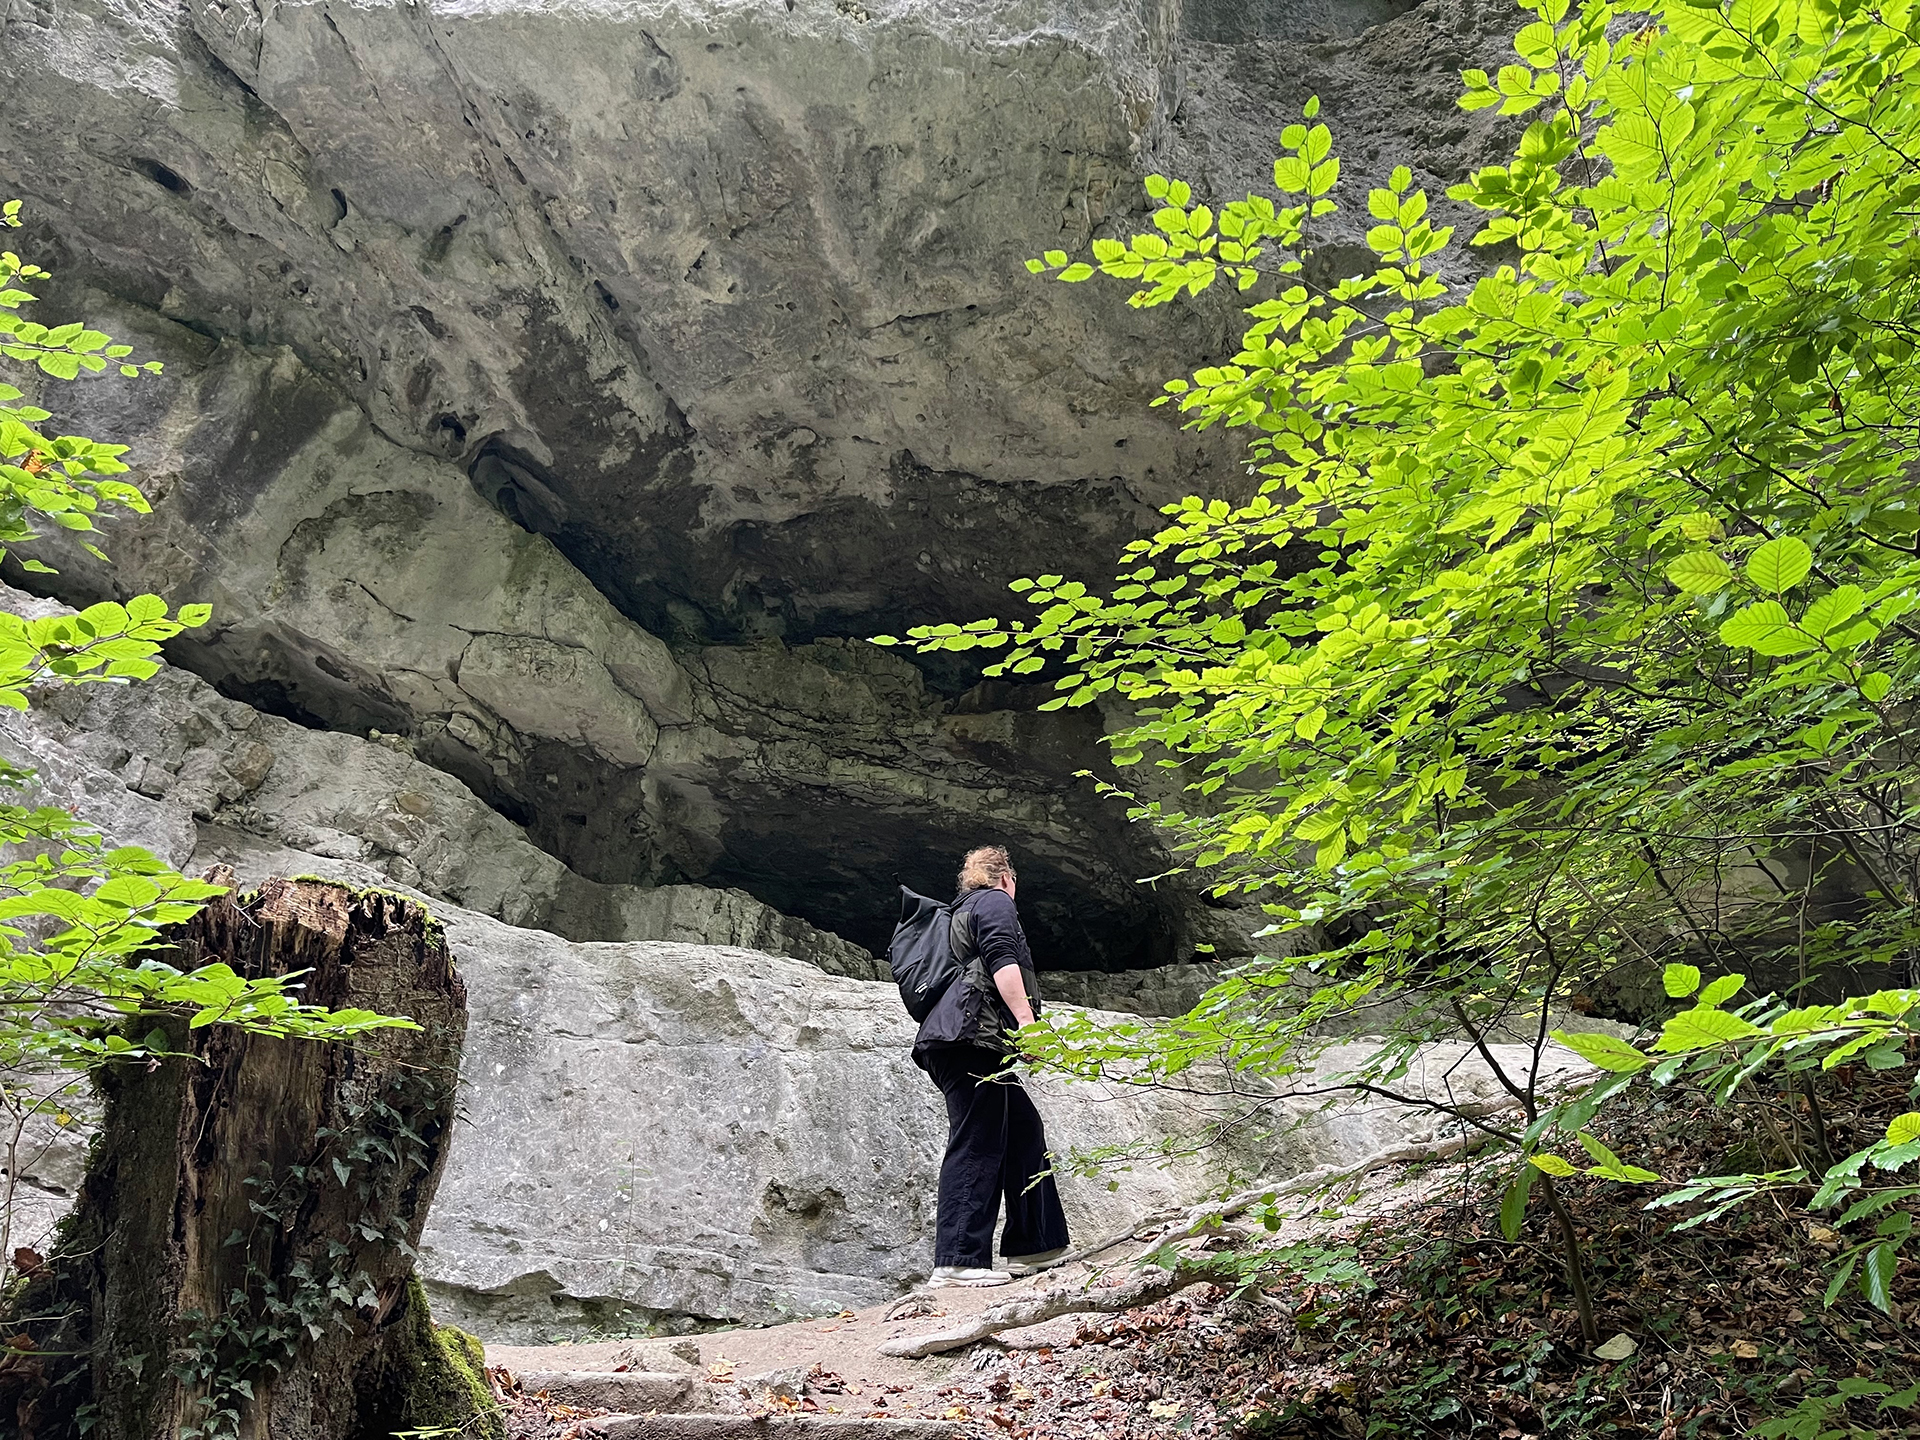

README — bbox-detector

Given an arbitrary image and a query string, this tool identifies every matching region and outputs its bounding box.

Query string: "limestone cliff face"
[0,0,1512,963]
[0,0,1551,1341]
[0,590,1590,1335]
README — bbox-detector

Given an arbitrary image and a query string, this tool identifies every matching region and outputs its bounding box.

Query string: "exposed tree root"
[880,1123,1505,1358]
[881,1261,1212,1358]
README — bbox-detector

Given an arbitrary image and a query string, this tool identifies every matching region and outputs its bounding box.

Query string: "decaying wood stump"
[0,874,497,1440]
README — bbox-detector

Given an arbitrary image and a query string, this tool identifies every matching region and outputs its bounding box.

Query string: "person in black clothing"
[912,845,1071,1287]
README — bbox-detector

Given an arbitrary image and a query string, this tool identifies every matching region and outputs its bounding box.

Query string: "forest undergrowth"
[483,1062,1917,1440]
[967,1066,1919,1440]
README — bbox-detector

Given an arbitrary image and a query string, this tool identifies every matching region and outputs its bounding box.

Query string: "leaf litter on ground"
[919,1068,1918,1439]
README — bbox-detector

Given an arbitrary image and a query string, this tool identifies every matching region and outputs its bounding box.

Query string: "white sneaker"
[1003,1247,1070,1277]
[927,1265,1013,1288]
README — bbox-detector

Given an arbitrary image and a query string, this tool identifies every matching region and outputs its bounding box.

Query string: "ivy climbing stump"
[1,873,497,1440]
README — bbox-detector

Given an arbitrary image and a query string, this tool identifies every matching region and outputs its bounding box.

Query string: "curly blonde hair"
[957,845,1015,893]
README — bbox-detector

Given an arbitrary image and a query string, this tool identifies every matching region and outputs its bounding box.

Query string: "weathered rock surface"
[5,312,1239,968]
[0,0,1514,970]
[0,1101,94,1262]
[0,598,1589,1338]
[416,909,1579,1341]
[0,584,1233,1008]
[0,585,877,974]
[1041,960,1226,1017]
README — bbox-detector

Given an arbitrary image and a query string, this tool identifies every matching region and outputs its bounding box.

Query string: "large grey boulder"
[417,909,1582,1341]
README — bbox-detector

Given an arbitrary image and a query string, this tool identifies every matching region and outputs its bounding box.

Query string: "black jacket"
[911,886,1041,1064]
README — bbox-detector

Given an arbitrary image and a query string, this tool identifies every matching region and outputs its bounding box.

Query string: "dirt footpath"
[483,1160,1452,1437]
[486,1260,1128,1425]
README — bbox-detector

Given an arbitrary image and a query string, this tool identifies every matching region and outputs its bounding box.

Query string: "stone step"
[513,1370,711,1412]
[579,1415,962,1440]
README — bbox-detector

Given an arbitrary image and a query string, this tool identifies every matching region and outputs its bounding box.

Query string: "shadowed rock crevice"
[706,790,1179,968]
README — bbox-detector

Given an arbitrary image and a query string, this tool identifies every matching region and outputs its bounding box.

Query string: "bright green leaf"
[1663,963,1702,999]
[1746,536,1813,594]
[1551,1029,1650,1072]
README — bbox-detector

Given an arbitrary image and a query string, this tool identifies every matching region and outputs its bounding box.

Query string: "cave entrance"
[704,798,1184,973]
[502,741,1187,972]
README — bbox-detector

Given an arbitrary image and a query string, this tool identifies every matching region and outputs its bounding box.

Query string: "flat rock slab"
[423,908,1308,1337]
[581,1419,960,1440]
[514,1372,709,1412]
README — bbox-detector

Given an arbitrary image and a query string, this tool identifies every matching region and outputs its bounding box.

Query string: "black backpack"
[889,886,962,1021]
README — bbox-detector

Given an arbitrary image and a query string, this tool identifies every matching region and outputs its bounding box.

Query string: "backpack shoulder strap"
[949,888,987,965]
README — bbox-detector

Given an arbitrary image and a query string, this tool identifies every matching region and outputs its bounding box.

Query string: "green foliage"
[912,0,1920,1005]
[0,210,411,1291]
[1749,1378,1920,1440]
[0,812,402,1076]
[889,0,1920,1357]
[1534,977,1920,1314]
[1148,1235,1373,1300]
[0,199,159,571]
[0,597,206,702]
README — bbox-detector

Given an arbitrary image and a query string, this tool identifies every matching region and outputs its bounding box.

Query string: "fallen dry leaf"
[1594,1334,1638,1362]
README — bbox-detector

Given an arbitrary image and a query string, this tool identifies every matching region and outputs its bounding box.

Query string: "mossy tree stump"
[1,874,499,1440]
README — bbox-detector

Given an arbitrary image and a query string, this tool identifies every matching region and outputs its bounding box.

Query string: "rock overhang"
[35,0,1222,641]
[0,0,1516,968]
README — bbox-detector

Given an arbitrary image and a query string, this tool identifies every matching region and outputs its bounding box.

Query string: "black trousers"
[922,1045,1071,1268]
